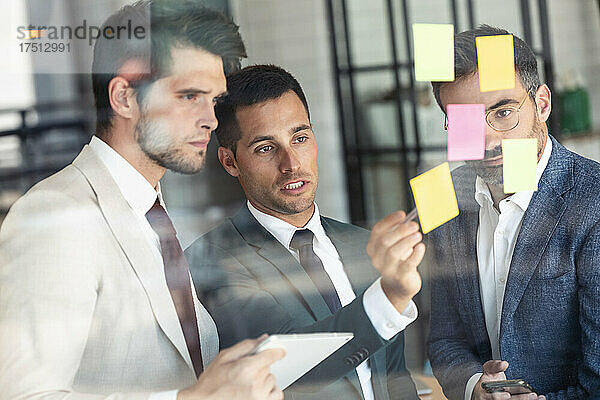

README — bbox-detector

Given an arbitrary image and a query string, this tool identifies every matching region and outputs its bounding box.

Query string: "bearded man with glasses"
[427,25,600,400]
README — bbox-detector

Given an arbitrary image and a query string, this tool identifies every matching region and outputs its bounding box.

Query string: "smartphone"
[481,379,535,395]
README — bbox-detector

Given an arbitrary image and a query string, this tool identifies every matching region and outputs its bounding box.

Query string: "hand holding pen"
[366,208,425,313]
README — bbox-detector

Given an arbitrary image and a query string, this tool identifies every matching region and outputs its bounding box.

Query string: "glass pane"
[394,0,453,65]
[474,0,523,36]
[417,88,448,148]
[354,71,401,147]
[347,0,393,67]
[398,68,417,148]
[362,153,410,225]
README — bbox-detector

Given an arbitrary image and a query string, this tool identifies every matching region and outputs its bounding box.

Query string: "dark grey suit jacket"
[427,136,600,400]
[185,206,418,400]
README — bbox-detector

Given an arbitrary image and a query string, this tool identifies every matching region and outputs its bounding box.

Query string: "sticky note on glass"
[502,138,538,193]
[409,162,459,234]
[413,23,454,81]
[476,35,515,92]
[446,104,485,161]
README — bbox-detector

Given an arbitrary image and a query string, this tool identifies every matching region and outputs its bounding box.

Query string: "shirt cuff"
[149,390,178,400]
[465,373,482,400]
[362,277,418,340]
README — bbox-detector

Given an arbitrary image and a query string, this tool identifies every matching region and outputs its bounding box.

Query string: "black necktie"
[290,229,342,313]
[145,199,203,377]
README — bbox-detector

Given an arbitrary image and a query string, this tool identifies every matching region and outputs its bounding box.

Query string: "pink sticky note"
[446,104,486,161]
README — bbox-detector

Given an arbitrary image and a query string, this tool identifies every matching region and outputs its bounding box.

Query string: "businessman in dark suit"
[427,25,600,400]
[185,65,424,400]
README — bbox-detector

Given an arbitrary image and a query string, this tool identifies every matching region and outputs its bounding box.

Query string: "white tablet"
[254,332,354,389]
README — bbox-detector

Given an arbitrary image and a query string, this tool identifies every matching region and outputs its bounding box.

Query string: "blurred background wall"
[1,0,599,383]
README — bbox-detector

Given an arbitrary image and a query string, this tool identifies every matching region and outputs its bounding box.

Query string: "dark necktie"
[290,229,342,313]
[145,199,203,377]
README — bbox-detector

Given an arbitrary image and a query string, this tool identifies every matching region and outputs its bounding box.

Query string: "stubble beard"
[134,113,205,175]
[240,170,317,215]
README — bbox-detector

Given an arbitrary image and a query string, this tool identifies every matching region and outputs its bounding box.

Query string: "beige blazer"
[0,146,219,399]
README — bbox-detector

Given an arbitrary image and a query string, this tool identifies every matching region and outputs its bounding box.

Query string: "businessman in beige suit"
[0,2,283,399]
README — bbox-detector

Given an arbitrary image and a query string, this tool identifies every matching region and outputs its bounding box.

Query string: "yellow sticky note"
[502,138,538,193]
[409,162,459,234]
[413,23,454,81]
[476,35,515,92]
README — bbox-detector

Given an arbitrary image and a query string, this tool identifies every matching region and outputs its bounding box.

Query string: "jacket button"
[352,354,362,364]
[344,356,353,366]
[360,347,369,358]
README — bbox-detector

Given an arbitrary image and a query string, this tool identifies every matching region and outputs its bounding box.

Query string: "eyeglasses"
[444,91,532,132]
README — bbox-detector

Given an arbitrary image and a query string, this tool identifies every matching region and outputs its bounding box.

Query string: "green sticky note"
[409,162,459,234]
[502,138,538,193]
[476,35,515,92]
[413,23,454,82]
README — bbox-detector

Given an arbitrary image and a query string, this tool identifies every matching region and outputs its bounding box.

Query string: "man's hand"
[472,360,545,400]
[366,210,426,313]
[178,335,285,400]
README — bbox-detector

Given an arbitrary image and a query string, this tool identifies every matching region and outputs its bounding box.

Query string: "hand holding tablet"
[253,333,354,389]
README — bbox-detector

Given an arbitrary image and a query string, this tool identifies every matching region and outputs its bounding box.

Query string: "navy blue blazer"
[427,136,600,400]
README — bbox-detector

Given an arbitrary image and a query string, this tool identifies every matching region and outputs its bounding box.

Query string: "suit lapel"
[232,206,332,321]
[73,146,195,374]
[500,137,572,340]
[369,350,391,400]
[322,218,381,399]
[322,218,379,296]
[449,168,491,356]
[451,208,491,355]
[191,280,219,367]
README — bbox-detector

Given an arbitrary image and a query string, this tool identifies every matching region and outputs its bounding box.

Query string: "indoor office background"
[1,0,599,392]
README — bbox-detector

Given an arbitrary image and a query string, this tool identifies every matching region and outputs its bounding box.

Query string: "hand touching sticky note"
[413,23,454,81]
[476,35,515,92]
[409,162,459,234]
[502,138,538,193]
[446,104,485,161]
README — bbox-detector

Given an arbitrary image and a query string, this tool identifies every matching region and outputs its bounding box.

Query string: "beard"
[466,145,504,185]
[239,170,317,215]
[466,117,545,186]
[134,112,205,175]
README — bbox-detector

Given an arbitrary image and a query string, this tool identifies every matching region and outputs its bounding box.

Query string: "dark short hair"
[214,64,310,154]
[92,0,246,138]
[431,24,540,111]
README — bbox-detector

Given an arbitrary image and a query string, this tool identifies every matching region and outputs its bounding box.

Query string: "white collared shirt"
[248,201,418,400]
[464,138,553,400]
[89,136,188,400]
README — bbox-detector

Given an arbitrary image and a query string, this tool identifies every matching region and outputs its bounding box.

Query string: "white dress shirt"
[464,138,553,400]
[248,201,418,400]
[90,136,192,400]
